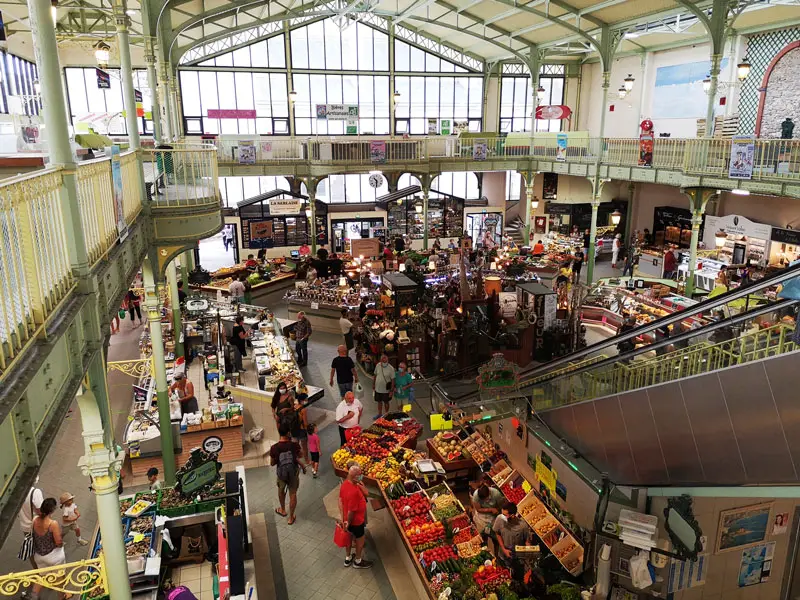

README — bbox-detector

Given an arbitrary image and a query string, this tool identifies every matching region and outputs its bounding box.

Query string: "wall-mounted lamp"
[623,73,635,92]
[737,58,751,82]
[288,89,298,102]
[94,41,111,68]
[415,204,423,213]
[536,85,546,101]
[702,75,711,93]
[617,85,627,100]
[531,197,539,210]
[610,209,622,225]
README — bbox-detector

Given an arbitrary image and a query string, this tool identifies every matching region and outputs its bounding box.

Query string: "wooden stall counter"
[130,422,244,477]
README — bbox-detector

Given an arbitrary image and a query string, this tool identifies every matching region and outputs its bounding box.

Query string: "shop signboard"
[110,145,128,241]
[238,141,256,165]
[544,202,571,216]
[702,214,772,247]
[535,105,572,120]
[729,136,755,179]
[556,133,568,162]
[269,199,302,215]
[771,227,800,245]
[316,104,359,120]
[543,293,557,329]
[179,459,221,496]
[207,109,257,119]
[370,141,386,163]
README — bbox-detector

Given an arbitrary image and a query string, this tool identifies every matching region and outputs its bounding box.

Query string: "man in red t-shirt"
[338,464,372,568]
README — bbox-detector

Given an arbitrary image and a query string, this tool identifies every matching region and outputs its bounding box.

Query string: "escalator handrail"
[433,262,800,402]
[527,297,796,397]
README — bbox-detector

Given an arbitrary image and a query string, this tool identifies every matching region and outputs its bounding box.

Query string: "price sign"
[402,404,412,413]
[132,532,145,543]
[311,302,319,310]
[522,480,532,494]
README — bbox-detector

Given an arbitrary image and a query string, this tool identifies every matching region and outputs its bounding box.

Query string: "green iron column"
[158,60,174,140]
[422,186,430,250]
[586,196,601,285]
[170,77,182,138]
[144,37,163,143]
[521,172,535,246]
[309,186,318,255]
[683,188,715,297]
[181,250,193,288]
[143,256,176,485]
[77,386,131,600]
[704,54,723,137]
[167,260,184,359]
[28,0,88,278]
[113,0,140,151]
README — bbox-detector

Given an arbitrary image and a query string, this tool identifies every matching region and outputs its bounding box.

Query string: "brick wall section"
[130,424,244,477]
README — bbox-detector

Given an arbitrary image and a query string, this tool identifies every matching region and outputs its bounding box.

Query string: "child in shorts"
[307,423,320,478]
[60,492,88,545]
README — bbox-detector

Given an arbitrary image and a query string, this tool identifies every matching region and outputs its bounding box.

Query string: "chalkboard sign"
[771,227,800,245]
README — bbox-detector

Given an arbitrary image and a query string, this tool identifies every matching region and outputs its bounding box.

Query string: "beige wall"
[718,192,800,230]
[650,495,798,600]
[490,417,599,530]
[481,171,507,206]
[629,183,691,233]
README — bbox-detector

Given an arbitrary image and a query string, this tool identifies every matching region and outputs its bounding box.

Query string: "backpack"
[276,447,297,483]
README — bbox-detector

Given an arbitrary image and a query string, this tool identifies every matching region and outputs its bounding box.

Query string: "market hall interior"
[5,0,800,599]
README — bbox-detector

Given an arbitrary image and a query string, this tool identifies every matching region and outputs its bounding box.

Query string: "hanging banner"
[370,141,386,163]
[639,132,653,167]
[535,105,572,120]
[440,119,451,135]
[238,141,256,165]
[207,108,257,119]
[427,118,437,135]
[556,133,568,162]
[110,145,128,242]
[729,136,755,179]
[316,104,359,120]
[473,139,487,161]
[346,117,358,135]
[260,141,273,159]
[96,68,110,89]
[134,89,144,117]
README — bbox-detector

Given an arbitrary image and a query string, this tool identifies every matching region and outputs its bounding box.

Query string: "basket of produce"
[133,491,159,508]
[125,533,153,559]
[157,487,195,518]
[195,481,226,514]
[124,498,154,518]
[118,496,135,518]
[472,564,511,592]
[452,526,479,545]
[420,544,457,573]
[400,513,433,532]
[429,492,464,521]
[430,432,467,462]
[455,534,484,559]
[390,492,430,519]
[446,513,472,531]
[125,515,155,536]
[407,521,445,551]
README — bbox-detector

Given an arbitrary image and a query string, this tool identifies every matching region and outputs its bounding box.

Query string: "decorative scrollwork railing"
[0,555,107,597]
[106,357,153,377]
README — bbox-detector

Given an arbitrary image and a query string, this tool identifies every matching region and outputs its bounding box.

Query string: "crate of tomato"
[390,491,430,519]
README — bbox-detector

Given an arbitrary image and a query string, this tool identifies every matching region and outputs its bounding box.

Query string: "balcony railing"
[213,134,800,185]
[0,145,220,377]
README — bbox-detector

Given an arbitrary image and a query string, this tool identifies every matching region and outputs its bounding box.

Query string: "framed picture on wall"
[715,503,772,554]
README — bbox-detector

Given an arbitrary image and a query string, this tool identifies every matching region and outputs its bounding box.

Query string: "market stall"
[191,259,297,305]
[86,455,253,600]
[703,214,772,266]
[768,226,800,269]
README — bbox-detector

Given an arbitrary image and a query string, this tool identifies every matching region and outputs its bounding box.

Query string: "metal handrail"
[433,262,800,403]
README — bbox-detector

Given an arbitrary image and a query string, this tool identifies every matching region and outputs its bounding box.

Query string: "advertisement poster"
[427,118,437,134]
[556,133,568,162]
[134,89,144,116]
[250,220,274,245]
[535,105,572,120]
[473,139,487,161]
[96,68,110,89]
[716,503,772,553]
[738,542,775,587]
[454,120,469,135]
[238,141,256,165]
[773,513,789,535]
[639,132,654,167]
[110,145,128,241]
[667,554,708,593]
[260,141,273,158]
[316,104,359,120]
[729,136,755,179]
[370,140,386,163]
[346,117,358,135]
[440,119,451,135]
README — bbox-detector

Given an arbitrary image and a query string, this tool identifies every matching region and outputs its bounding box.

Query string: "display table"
[129,422,244,477]
[286,299,348,333]
[193,272,296,305]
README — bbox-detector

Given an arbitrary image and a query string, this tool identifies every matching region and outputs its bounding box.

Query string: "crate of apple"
[402,513,433,531]
[447,514,472,531]
[391,493,430,517]
[501,482,527,504]
[345,436,390,459]
[473,564,511,591]
[421,544,457,566]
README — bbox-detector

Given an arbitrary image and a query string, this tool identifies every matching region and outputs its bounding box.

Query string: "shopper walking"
[307,423,321,478]
[330,344,358,397]
[269,424,305,525]
[228,276,246,303]
[339,463,373,568]
[231,315,249,372]
[59,492,88,546]
[582,229,590,258]
[393,361,413,411]
[573,249,584,283]
[17,479,44,571]
[373,354,395,418]
[294,311,312,367]
[335,391,363,446]
[31,497,69,599]
[126,288,144,327]
[340,308,355,353]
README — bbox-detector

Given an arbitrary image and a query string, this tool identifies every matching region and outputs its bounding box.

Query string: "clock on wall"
[368,173,384,188]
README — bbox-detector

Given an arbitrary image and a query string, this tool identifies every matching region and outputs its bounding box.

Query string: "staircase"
[504,216,525,246]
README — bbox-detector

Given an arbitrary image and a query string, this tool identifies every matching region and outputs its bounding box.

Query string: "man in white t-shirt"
[339,308,355,353]
[335,391,363,447]
[17,482,44,569]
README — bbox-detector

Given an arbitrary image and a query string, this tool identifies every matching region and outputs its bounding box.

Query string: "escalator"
[431,263,800,486]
